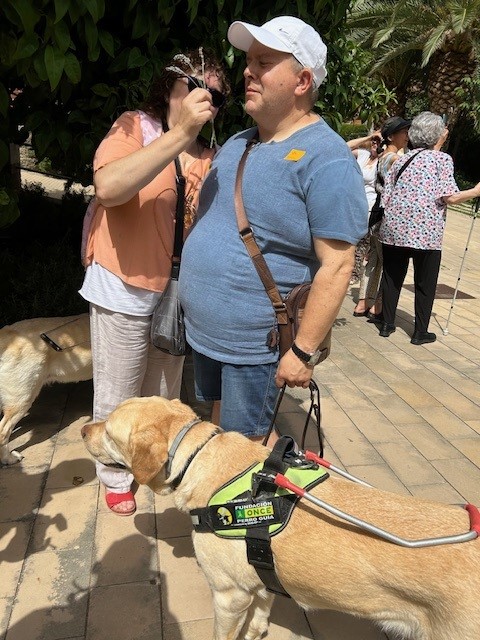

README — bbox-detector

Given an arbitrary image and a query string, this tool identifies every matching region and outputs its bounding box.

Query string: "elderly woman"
[378,111,480,344]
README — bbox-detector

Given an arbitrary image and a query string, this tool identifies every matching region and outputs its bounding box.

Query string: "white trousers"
[90,304,184,492]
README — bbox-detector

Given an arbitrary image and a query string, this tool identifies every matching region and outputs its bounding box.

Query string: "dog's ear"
[129,424,168,485]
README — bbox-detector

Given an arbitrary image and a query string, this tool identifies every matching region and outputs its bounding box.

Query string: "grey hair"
[408,111,445,149]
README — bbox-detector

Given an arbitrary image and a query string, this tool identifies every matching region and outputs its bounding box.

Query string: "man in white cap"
[179,16,367,441]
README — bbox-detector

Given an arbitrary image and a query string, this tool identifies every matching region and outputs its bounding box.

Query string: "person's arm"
[384,152,400,172]
[275,238,355,389]
[443,182,480,205]
[346,130,381,154]
[94,88,216,208]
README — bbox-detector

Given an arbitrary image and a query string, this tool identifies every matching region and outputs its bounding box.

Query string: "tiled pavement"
[1,174,479,639]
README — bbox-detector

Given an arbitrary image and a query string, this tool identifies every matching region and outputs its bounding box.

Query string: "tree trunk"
[427,50,476,130]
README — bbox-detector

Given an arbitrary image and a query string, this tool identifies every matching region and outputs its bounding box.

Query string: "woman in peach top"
[80,50,230,515]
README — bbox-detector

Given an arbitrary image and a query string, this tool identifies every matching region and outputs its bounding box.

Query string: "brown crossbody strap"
[235,135,288,327]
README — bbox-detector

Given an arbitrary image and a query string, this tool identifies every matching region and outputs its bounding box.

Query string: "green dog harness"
[191,437,329,596]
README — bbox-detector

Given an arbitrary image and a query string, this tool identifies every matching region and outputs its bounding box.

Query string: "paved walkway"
[1,175,479,639]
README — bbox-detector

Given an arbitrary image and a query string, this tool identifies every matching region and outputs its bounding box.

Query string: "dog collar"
[169,428,220,491]
[166,418,203,477]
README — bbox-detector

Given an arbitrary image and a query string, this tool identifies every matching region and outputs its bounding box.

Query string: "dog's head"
[81,396,204,491]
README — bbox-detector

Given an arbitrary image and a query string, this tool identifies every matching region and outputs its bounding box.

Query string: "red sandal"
[105,490,136,516]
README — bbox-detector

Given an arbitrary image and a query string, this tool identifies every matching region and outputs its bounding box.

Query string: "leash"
[40,317,89,352]
[262,380,324,456]
[275,450,480,549]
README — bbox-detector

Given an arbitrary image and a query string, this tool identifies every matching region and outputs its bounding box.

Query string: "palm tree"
[347,0,480,126]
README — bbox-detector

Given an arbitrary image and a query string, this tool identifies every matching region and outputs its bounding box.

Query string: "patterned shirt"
[379,149,458,250]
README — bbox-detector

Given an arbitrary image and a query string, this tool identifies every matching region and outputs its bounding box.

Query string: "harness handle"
[274,473,479,549]
[304,451,373,488]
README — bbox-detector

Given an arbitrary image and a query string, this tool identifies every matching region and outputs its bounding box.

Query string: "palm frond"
[422,25,449,65]
[369,33,426,73]
[372,27,396,47]
[451,8,469,33]
[449,0,480,32]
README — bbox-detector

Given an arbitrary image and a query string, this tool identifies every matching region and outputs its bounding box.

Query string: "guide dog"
[82,396,480,640]
[0,314,92,464]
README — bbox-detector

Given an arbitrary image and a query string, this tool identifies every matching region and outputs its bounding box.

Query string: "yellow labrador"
[0,314,91,464]
[81,396,480,640]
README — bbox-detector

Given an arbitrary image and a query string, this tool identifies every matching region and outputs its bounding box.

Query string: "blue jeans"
[192,350,279,437]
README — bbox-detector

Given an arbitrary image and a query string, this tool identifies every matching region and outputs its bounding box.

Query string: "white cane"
[442,197,480,336]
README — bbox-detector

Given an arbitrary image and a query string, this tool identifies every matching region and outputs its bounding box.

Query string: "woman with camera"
[347,131,382,316]
[80,49,230,515]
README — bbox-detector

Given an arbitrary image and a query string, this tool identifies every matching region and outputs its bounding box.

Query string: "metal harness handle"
[275,459,480,549]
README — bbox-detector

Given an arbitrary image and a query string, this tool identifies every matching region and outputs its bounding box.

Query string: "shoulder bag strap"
[375,149,425,205]
[162,121,186,280]
[234,134,288,328]
[172,157,186,272]
[393,149,425,186]
[164,116,186,279]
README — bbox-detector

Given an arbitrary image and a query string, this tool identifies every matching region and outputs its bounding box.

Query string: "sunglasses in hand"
[185,75,226,109]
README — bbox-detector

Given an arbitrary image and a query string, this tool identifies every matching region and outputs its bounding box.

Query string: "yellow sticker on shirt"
[284,149,306,162]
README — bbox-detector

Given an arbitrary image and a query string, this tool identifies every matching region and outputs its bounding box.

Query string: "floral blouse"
[379,149,458,250]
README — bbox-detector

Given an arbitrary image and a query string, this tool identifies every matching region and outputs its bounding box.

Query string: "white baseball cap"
[227,16,327,89]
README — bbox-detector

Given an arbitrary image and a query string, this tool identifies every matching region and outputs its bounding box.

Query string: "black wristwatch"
[291,341,322,367]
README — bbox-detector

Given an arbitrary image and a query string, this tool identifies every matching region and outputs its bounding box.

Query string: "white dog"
[0,314,92,464]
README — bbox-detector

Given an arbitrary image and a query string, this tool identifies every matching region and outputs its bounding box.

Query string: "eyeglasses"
[184,75,226,109]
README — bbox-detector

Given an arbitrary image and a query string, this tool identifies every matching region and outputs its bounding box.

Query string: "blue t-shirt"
[179,119,368,365]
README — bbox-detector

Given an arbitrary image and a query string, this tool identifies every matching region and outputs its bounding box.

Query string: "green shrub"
[0,240,88,327]
[454,170,475,191]
[0,184,88,327]
[340,122,369,141]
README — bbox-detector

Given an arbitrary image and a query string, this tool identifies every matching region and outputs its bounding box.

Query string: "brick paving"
[1,173,479,639]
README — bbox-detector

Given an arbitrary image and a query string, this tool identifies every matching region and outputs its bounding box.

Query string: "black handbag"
[368,192,384,228]
[150,156,191,356]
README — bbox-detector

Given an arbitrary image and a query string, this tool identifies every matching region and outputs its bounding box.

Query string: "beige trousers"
[90,304,184,492]
[359,235,383,308]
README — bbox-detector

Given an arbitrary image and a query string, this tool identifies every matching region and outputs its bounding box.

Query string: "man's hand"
[275,349,313,388]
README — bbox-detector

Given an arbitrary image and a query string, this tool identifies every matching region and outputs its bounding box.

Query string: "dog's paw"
[244,621,269,640]
[245,630,268,640]
[0,449,24,465]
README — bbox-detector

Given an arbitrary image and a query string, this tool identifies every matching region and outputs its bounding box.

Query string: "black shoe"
[367,312,384,324]
[379,323,396,337]
[353,309,369,317]
[411,331,436,345]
